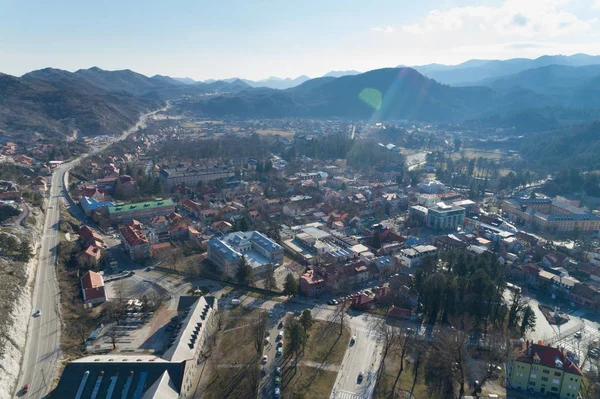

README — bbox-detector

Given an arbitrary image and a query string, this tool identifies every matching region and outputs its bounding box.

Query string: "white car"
[33,310,41,317]
[262,355,268,364]
[276,347,283,356]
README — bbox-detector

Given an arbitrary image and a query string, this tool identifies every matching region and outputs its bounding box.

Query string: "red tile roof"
[81,270,104,290]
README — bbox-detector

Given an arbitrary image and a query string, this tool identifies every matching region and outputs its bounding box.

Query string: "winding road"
[14,105,168,398]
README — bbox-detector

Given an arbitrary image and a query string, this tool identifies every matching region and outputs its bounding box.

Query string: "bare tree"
[409,342,425,398]
[389,333,411,398]
[372,317,400,393]
[253,312,268,354]
[106,326,121,350]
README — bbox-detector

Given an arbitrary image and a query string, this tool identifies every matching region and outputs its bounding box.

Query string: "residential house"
[80,270,106,305]
[119,220,150,261]
[569,283,600,311]
[299,269,326,297]
[398,245,437,268]
[77,245,104,269]
[507,340,583,398]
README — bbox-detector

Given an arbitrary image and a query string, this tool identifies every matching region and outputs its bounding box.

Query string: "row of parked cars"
[327,289,376,306]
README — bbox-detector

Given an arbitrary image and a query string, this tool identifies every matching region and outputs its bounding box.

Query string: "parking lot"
[551,323,600,372]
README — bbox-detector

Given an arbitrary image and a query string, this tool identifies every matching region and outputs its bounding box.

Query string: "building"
[503,198,600,233]
[160,165,234,189]
[569,283,600,311]
[507,340,582,398]
[80,270,106,305]
[426,202,465,231]
[80,196,115,217]
[418,180,445,194]
[207,231,284,277]
[52,296,217,399]
[108,199,176,224]
[119,220,150,261]
[299,269,326,297]
[398,245,437,268]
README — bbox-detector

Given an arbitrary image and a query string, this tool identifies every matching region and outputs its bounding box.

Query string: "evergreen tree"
[299,309,313,331]
[236,255,254,286]
[371,230,382,249]
[263,263,277,291]
[283,273,299,297]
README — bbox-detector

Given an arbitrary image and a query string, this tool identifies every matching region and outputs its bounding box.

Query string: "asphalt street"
[14,105,168,398]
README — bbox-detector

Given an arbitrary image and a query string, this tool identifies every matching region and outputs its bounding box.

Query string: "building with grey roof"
[159,165,234,189]
[207,231,284,276]
[503,198,600,233]
[52,296,217,399]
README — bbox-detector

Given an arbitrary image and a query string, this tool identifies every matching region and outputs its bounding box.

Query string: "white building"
[399,245,438,268]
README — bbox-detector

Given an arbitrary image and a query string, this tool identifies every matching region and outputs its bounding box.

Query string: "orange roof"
[81,270,104,289]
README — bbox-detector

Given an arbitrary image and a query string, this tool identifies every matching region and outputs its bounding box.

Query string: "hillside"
[414,54,600,86]
[182,68,499,121]
[520,121,600,170]
[0,71,161,138]
[476,65,600,95]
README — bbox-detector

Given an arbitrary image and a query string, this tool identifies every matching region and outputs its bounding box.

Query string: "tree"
[283,273,299,297]
[106,326,121,350]
[285,318,306,362]
[299,309,313,332]
[253,312,268,354]
[390,333,411,398]
[236,255,254,286]
[263,263,277,291]
[371,230,382,249]
[520,305,537,336]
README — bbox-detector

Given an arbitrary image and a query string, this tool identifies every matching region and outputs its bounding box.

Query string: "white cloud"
[400,0,597,38]
[371,26,395,33]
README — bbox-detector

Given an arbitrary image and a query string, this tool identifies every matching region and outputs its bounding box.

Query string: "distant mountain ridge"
[409,53,600,85]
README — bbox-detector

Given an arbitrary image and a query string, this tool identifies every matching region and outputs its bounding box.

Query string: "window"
[543,369,550,374]
[529,381,536,386]
[554,372,561,376]
[551,387,558,392]
[542,377,548,382]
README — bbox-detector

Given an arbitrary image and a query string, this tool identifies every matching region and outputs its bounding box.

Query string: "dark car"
[357,371,364,384]
[22,384,29,393]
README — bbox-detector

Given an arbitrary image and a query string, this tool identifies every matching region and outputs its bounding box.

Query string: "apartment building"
[507,340,582,398]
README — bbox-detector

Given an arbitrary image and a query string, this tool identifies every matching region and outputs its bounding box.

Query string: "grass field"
[256,128,295,138]
[281,366,338,399]
[302,320,350,365]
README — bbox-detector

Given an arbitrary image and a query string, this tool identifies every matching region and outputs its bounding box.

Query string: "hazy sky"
[2,0,600,80]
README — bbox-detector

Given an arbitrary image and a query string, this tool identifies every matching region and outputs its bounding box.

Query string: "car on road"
[145,267,152,271]
[275,366,281,376]
[276,347,283,356]
[22,384,29,393]
[274,387,280,398]
[350,336,356,345]
[574,331,582,339]
[262,355,268,364]
[357,371,364,383]
[33,310,41,317]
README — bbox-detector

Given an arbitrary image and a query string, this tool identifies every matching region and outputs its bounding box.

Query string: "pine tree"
[236,255,254,286]
[263,263,277,291]
[283,273,299,297]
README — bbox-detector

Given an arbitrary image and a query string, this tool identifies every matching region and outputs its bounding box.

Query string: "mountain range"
[6,54,600,139]
[409,53,600,86]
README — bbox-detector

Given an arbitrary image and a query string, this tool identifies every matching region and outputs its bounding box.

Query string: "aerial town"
[2,111,600,399]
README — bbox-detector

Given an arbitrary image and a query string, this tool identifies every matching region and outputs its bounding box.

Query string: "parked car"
[350,336,356,345]
[574,331,582,339]
[277,341,283,348]
[22,384,29,393]
[277,347,283,356]
[33,309,41,317]
[275,367,281,376]
[357,371,364,383]
[274,376,280,385]
[278,330,284,339]
[274,387,280,398]
[262,355,268,364]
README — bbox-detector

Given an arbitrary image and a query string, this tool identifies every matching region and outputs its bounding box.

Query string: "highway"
[14,105,168,398]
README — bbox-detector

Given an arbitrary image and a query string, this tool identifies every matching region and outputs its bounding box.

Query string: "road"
[14,105,168,398]
[329,312,382,399]
[242,296,383,399]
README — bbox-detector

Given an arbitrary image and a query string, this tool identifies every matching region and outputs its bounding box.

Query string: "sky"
[2,0,600,81]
